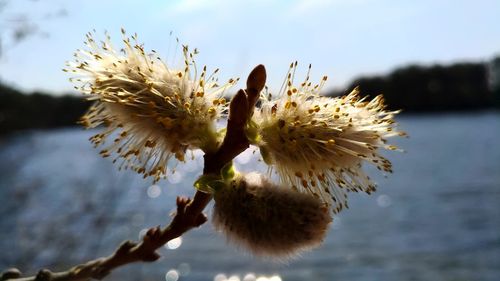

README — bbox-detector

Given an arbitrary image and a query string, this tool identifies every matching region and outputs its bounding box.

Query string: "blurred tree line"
[1,58,500,136]
[329,60,500,112]
[0,84,90,135]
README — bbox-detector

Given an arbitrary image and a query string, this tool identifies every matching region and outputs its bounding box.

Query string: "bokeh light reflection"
[165,269,179,281]
[214,273,228,281]
[165,237,182,250]
[147,184,161,198]
[377,194,392,208]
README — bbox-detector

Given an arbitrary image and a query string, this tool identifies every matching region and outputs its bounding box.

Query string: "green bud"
[193,174,226,193]
[258,146,273,165]
[220,161,236,180]
[245,119,261,144]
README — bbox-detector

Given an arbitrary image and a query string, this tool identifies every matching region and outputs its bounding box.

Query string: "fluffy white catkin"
[254,65,405,213]
[65,30,236,182]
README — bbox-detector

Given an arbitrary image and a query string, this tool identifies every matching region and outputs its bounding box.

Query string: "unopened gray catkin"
[212,173,332,259]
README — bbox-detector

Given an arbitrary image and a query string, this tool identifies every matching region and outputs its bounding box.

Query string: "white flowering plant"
[1,31,405,281]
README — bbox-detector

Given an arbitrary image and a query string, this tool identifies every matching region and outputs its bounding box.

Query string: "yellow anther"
[145,140,156,148]
[301,179,309,187]
[157,117,174,128]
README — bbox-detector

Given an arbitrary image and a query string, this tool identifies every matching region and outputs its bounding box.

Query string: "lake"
[1,112,499,281]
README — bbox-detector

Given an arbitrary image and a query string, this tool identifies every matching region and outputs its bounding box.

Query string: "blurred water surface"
[1,112,499,281]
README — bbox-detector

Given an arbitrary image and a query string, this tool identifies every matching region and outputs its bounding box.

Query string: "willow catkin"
[254,64,405,213]
[64,30,237,182]
[212,173,332,259]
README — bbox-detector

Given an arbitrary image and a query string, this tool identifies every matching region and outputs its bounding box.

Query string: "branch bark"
[1,64,267,281]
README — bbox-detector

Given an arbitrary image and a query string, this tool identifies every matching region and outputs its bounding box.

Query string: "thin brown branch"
[1,195,207,281]
[1,64,267,281]
[203,64,266,175]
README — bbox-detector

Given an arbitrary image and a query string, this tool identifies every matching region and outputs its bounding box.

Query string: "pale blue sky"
[1,0,499,95]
